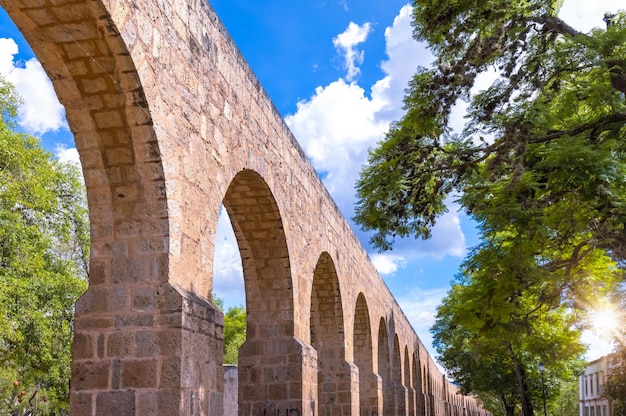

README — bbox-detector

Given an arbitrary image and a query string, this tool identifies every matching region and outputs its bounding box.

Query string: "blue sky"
[0,0,620,361]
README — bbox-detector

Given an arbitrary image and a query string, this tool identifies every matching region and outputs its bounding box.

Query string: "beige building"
[580,355,615,416]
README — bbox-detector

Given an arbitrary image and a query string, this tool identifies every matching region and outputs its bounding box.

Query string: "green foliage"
[213,296,247,364]
[223,306,246,364]
[355,5,626,254]
[553,380,579,416]
[0,76,89,415]
[355,2,626,414]
[607,348,626,416]
[432,271,587,415]
[606,287,626,416]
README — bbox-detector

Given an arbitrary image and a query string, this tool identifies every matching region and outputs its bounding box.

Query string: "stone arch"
[405,347,415,416]
[353,293,379,415]
[0,2,226,414]
[424,364,432,416]
[309,251,354,415]
[0,2,492,416]
[223,169,293,339]
[413,351,424,416]
[378,318,393,415]
[393,335,406,415]
[222,169,314,414]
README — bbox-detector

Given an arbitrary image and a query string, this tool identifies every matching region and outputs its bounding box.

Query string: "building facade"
[580,355,615,416]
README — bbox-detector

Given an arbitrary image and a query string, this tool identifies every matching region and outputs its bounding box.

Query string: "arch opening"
[222,169,315,414]
[310,252,352,415]
[353,293,378,415]
[0,3,208,415]
[378,318,393,415]
[393,335,406,415]
[405,347,415,416]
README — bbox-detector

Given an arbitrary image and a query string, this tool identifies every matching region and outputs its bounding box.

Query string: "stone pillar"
[317,355,359,415]
[237,337,318,416]
[70,284,224,416]
[392,382,409,416]
[326,361,360,416]
[374,373,384,416]
[341,360,360,416]
[224,365,238,416]
[407,386,417,416]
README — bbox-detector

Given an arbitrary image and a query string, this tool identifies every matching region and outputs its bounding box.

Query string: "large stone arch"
[223,169,316,414]
[0,2,225,414]
[353,293,379,415]
[309,252,357,415]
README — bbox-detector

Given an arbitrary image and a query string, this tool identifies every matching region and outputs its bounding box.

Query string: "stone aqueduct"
[2,0,489,415]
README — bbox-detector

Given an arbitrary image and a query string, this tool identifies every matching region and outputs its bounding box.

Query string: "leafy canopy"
[0,75,89,416]
[355,1,626,414]
[355,2,626,256]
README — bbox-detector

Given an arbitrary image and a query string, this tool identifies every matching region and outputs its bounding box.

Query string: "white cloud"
[371,253,406,276]
[286,79,388,213]
[394,203,466,260]
[287,4,467,262]
[0,37,68,135]
[333,22,372,81]
[396,286,449,357]
[212,206,245,308]
[559,0,624,33]
[55,145,80,166]
[372,4,433,121]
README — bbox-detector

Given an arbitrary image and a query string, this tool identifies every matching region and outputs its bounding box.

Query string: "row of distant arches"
[222,170,487,416]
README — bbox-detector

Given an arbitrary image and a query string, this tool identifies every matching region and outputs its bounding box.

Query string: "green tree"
[606,287,626,416]
[0,76,89,415]
[223,306,246,364]
[354,2,625,414]
[355,4,626,254]
[433,270,587,416]
[213,296,247,364]
[553,380,579,416]
[607,348,626,416]
[431,282,522,416]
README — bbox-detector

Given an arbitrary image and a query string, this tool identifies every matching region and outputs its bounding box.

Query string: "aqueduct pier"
[1,0,490,415]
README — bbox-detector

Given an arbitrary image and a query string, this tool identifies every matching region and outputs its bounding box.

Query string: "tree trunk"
[500,393,516,416]
[507,343,534,416]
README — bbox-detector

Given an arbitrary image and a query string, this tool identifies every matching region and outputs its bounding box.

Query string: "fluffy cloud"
[396,286,449,357]
[55,145,80,166]
[286,79,388,212]
[0,38,68,135]
[287,3,466,273]
[333,22,372,82]
[559,0,624,32]
[212,207,245,308]
[370,253,407,276]
[372,4,433,122]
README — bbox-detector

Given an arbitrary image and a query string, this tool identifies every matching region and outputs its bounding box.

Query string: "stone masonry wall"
[0,0,490,415]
